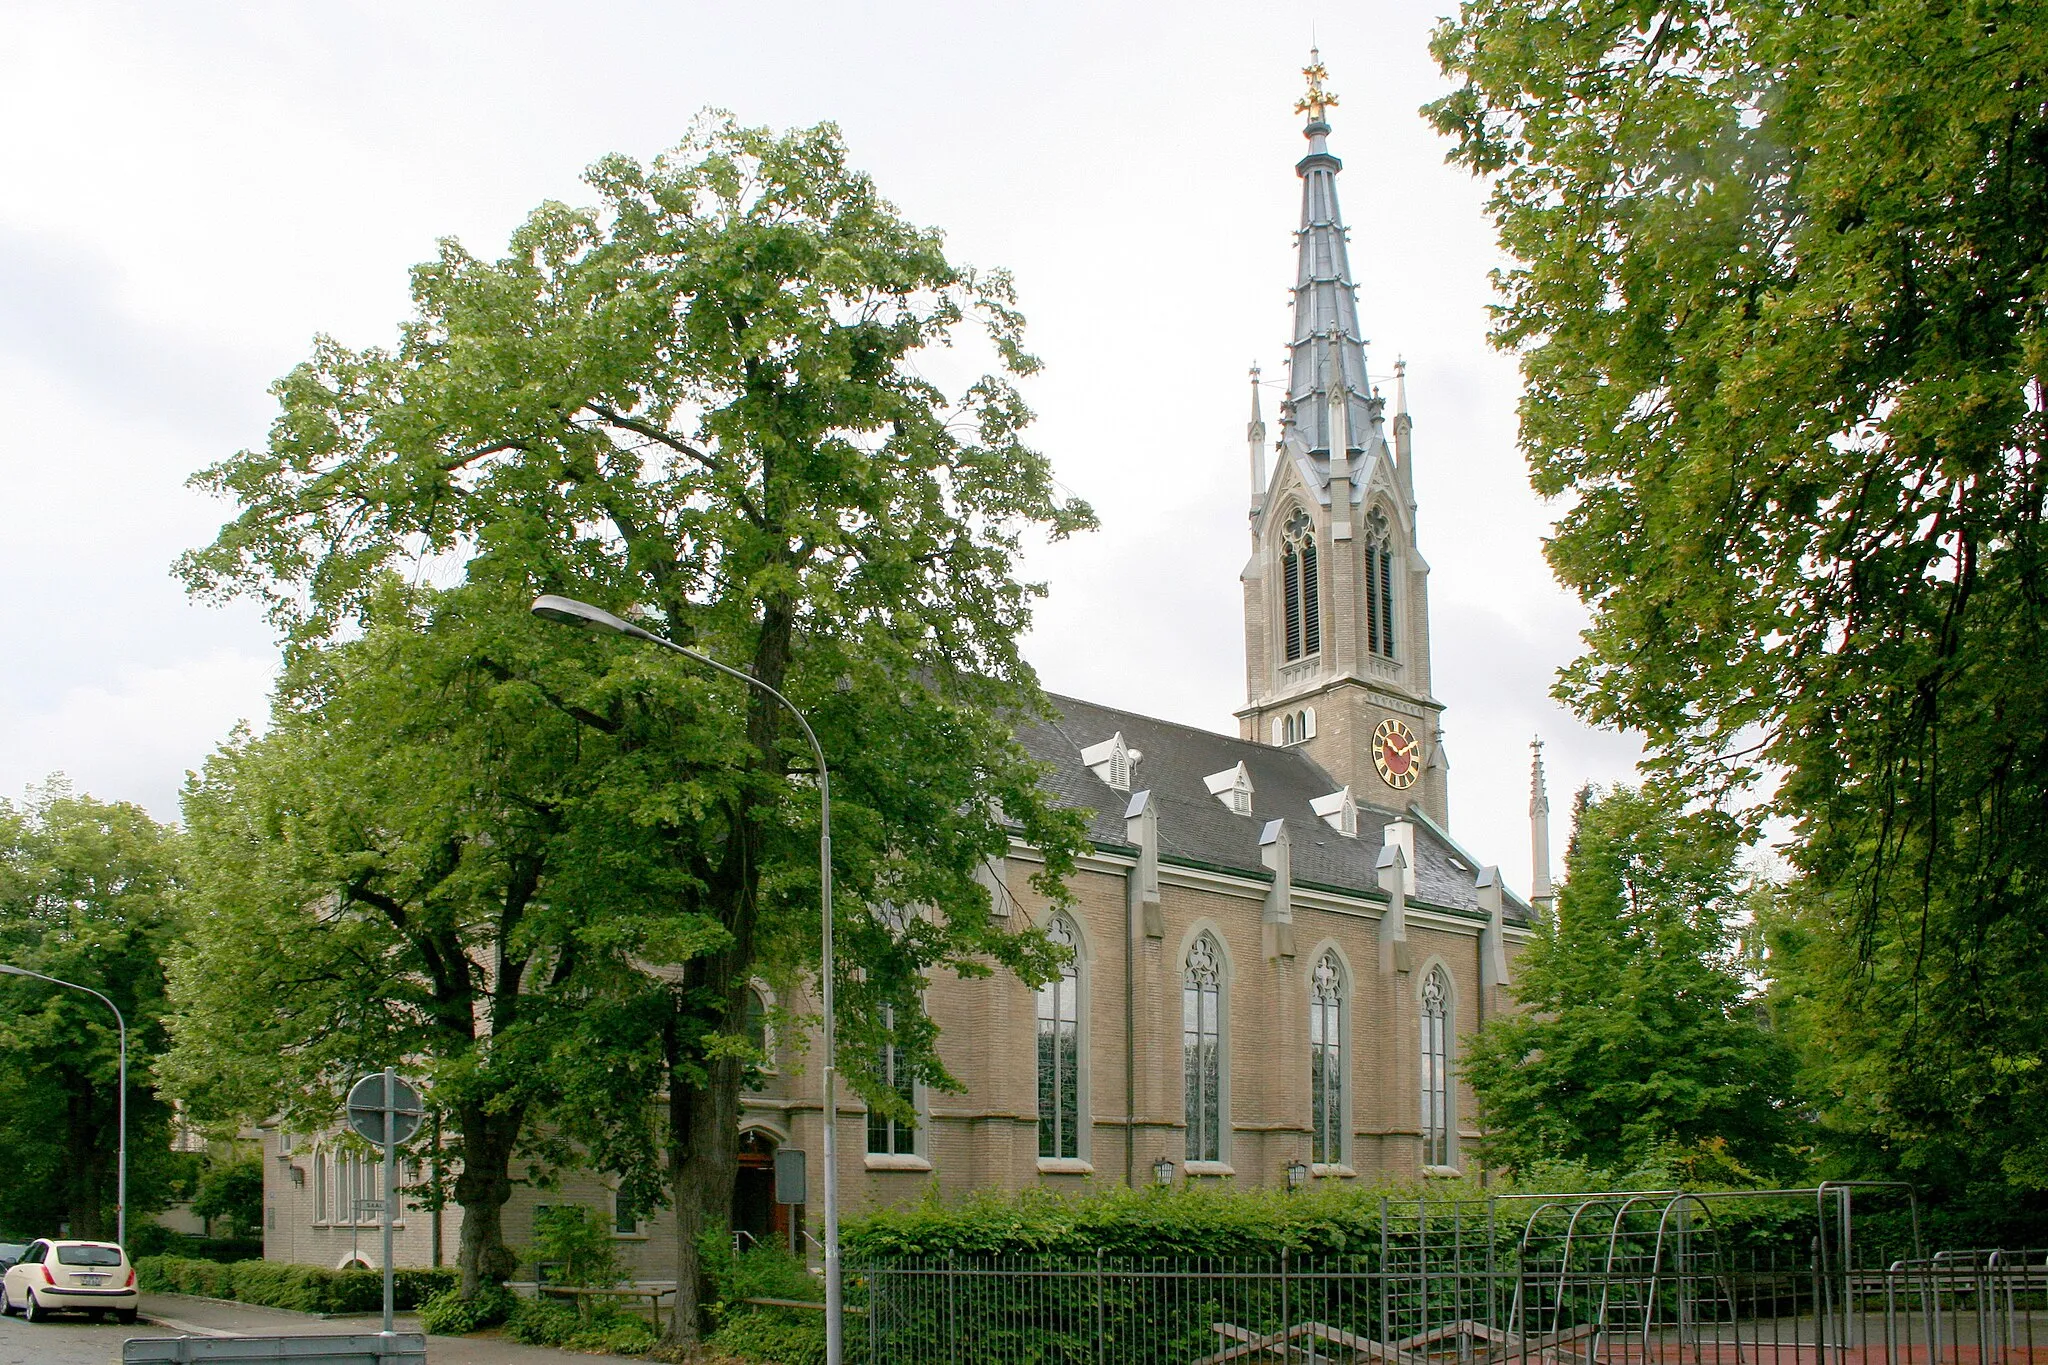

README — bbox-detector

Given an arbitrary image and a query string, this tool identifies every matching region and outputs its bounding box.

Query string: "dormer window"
[1310,786,1357,837]
[1080,732,1135,792]
[1282,509,1321,662]
[1366,507,1396,660]
[1204,762,1255,816]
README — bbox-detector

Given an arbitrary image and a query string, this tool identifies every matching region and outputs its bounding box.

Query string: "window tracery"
[1036,915,1081,1159]
[1366,508,1396,659]
[1310,952,1344,1165]
[1421,965,1452,1166]
[1183,934,1224,1161]
[1281,509,1321,661]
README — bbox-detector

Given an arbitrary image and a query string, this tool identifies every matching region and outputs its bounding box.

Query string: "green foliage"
[418,1283,517,1334]
[708,1308,827,1365]
[1427,0,2048,1208]
[191,1157,266,1239]
[1463,786,1801,1178]
[528,1204,624,1287]
[172,110,1098,1335]
[135,1256,459,1313]
[504,1296,655,1354]
[0,781,184,1241]
[843,1179,1492,1263]
[127,1224,263,1262]
[704,1243,826,1365]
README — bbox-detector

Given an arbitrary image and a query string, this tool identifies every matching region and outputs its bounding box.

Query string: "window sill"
[1312,1163,1356,1179]
[1423,1164,1464,1179]
[864,1153,932,1172]
[610,1231,650,1241]
[1035,1157,1093,1176]
[1183,1161,1235,1179]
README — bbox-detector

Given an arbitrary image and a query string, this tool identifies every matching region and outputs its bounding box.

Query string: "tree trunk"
[452,1101,526,1297]
[658,1037,744,1351]
[66,1077,106,1239]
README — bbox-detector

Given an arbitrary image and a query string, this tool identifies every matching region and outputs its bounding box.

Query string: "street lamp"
[0,964,127,1245]
[530,594,844,1365]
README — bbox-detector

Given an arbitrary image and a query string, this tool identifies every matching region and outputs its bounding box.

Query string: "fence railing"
[853,1249,2048,1365]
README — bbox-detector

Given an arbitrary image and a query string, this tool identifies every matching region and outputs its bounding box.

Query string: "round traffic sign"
[346,1073,425,1145]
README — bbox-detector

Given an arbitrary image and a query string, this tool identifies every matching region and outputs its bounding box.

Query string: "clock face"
[1373,717,1421,790]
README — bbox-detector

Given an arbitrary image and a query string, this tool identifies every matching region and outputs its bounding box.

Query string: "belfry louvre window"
[1183,934,1224,1162]
[1366,509,1395,659]
[867,1006,918,1157]
[1282,509,1321,661]
[1310,952,1344,1165]
[1037,915,1081,1159]
[1421,965,1452,1166]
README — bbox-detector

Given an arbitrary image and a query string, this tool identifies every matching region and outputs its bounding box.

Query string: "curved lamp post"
[529,594,843,1365]
[0,964,127,1245]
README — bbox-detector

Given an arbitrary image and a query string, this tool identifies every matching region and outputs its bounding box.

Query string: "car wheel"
[117,1308,138,1325]
[22,1290,45,1323]
[0,1285,13,1317]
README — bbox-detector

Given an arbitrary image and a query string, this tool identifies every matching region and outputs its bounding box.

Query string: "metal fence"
[853,1188,2048,1364]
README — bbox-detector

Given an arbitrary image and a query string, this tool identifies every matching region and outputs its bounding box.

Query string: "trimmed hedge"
[137,1256,459,1314]
[128,1225,265,1263]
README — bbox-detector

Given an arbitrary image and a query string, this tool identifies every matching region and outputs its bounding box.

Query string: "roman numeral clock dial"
[1373,717,1421,790]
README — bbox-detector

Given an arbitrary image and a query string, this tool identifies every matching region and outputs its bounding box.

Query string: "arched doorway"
[732,1128,799,1255]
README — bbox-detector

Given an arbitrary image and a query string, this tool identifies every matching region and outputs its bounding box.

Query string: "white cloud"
[0,650,273,822]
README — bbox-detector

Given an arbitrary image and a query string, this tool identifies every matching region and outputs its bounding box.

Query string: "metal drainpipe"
[1475,934,1487,1190]
[1124,858,1137,1189]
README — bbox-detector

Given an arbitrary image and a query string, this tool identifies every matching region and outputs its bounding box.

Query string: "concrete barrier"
[123,1333,427,1363]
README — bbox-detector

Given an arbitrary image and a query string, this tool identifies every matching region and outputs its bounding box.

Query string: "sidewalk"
[137,1293,597,1362]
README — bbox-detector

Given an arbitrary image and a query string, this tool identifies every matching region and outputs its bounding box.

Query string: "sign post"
[346,1071,424,1336]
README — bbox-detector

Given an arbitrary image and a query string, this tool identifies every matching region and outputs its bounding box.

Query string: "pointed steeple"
[1529,737,1555,915]
[1247,363,1267,517]
[1284,50,1375,464]
[1392,356,1415,507]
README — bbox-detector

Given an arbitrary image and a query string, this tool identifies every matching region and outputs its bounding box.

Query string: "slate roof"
[1019,694,1529,924]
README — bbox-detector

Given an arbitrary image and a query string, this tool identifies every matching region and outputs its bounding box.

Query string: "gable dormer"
[1080,732,1136,792]
[1203,762,1256,816]
[1310,785,1358,837]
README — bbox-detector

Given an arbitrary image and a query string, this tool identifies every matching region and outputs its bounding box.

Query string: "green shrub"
[527,1204,624,1287]
[505,1297,653,1354]
[134,1255,459,1314]
[709,1307,827,1365]
[418,1284,516,1334]
[128,1224,264,1262]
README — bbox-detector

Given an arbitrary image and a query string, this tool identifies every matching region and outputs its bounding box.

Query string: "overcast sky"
[0,0,1641,899]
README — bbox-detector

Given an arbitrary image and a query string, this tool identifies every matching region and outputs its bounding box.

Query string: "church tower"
[1237,51,1450,828]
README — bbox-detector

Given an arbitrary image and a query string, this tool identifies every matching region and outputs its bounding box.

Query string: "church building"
[258,54,1549,1274]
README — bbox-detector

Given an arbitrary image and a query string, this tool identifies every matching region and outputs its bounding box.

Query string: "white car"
[0,1239,138,1323]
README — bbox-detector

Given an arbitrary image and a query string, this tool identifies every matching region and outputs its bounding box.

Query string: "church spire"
[1286,49,1374,463]
[1247,363,1267,517]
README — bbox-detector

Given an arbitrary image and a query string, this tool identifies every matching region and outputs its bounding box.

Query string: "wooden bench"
[536,1283,677,1331]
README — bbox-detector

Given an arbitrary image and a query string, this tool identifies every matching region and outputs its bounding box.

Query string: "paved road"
[0,1292,598,1364]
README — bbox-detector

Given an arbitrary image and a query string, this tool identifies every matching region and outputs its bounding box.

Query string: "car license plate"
[78,1274,106,1284]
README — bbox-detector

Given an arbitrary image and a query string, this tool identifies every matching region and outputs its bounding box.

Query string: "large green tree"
[168,591,657,1295]
[1464,785,1799,1178]
[1429,1,2048,1197]
[0,783,184,1241]
[176,115,1092,1345]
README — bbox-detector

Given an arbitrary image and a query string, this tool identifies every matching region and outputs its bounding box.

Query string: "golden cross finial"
[1295,47,1338,121]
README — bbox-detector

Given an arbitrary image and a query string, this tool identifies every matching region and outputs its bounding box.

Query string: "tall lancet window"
[1310,952,1344,1165]
[1421,965,1452,1166]
[1036,915,1081,1159]
[1366,508,1396,659]
[1183,934,1225,1161]
[1282,509,1321,661]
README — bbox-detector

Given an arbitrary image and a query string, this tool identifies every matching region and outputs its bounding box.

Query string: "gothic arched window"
[1366,508,1396,659]
[1281,509,1321,662]
[1310,952,1345,1165]
[1183,934,1225,1161]
[1421,964,1452,1166]
[867,1004,919,1157]
[1036,915,1081,1159]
